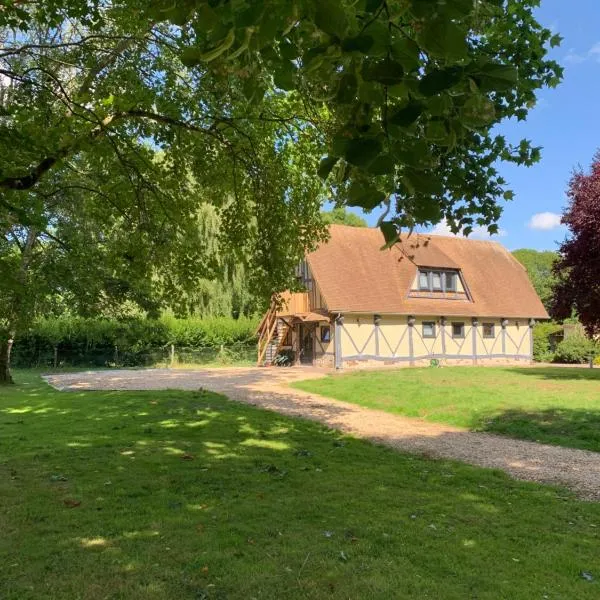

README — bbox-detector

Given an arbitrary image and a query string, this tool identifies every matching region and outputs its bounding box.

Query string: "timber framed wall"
[336,314,534,367]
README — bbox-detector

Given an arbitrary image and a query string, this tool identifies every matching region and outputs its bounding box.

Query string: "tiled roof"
[306,225,549,319]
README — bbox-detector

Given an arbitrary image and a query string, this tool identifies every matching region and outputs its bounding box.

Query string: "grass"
[2,370,600,599]
[292,366,600,452]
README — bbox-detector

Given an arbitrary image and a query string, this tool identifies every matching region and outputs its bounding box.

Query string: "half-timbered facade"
[257,225,548,368]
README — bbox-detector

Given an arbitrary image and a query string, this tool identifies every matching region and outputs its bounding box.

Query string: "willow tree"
[0,0,562,382]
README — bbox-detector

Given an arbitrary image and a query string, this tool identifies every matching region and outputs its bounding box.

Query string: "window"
[445,272,457,292]
[320,326,331,343]
[482,323,495,338]
[422,321,436,338]
[417,269,460,293]
[452,322,465,338]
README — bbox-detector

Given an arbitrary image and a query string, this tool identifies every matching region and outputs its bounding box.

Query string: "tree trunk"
[0,338,14,385]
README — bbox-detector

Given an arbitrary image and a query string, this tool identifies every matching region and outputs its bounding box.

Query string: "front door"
[298,324,314,364]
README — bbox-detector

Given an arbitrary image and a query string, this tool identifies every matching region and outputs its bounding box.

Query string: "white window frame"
[422,321,436,338]
[418,269,459,293]
[451,322,465,339]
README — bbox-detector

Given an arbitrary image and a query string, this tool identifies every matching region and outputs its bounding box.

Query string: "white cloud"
[430,219,507,239]
[528,212,563,230]
[564,42,600,64]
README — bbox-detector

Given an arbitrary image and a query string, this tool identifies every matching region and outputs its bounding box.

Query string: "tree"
[0,1,562,381]
[512,249,557,311]
[551,152,600,335]
[321,207,368,227]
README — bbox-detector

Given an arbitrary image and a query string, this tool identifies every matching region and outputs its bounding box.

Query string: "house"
[257,225,549,368]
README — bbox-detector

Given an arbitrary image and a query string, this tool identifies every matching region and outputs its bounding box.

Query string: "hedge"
[11,316,259,368]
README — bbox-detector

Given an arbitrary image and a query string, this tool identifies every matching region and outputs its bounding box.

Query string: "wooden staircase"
[257,302,291,366]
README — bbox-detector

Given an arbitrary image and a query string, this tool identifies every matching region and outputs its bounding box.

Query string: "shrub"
[532,321,562,362]
[12,315,259,368]
[553,334,597,364]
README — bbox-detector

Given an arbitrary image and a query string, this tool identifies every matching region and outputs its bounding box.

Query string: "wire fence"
[11,341,257,369]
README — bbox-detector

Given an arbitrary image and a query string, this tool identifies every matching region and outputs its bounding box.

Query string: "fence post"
[170,344,175,367]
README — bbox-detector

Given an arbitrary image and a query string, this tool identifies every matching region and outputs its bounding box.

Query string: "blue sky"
[335,0,600,251]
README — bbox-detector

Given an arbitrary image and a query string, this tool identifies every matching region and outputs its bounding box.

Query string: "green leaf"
[344,137,383,167]
[390,37,421,72]
[315,3,348,38]
[425,120,448,143]
[362,20,390,57]
[460,95,496,129]
[273,65,295,90]
[318,156,339,180]
[341,35,374,54]
[337,73,358,104]
[380,221,399,247]
[180,47,202,68]
[367,154,395,175]
[476,63,519,92]
[388,102,423,127]
[418,19,469,61]
[362,59,404,86]
[419,67,464,97]
[427,94,453,116]
[412,197,442,223]
[402,169,444,196]
[392,140,436,169]
[347,182,386,209]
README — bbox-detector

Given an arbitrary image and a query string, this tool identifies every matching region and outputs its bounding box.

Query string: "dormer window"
[418,269,458,293]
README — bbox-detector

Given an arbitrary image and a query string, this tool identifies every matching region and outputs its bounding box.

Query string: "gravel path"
[44,367,600,501]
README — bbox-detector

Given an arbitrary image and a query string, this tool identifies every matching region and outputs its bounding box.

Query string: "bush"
[532,321,562,362]
[11,315,259,368]
[553,334,597,364]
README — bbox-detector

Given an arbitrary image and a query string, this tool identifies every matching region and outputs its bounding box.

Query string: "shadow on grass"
[476,407,600,453]
[3,372,600,600]
[508,367,600,381]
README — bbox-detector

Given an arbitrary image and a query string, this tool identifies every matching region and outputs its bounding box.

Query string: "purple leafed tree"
[551,152,600,335]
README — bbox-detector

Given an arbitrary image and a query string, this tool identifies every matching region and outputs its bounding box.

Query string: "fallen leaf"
[181,453,195,460]
[581,571,594,582]
[339,551,348,562]
[201,566,209,574]
[63,499,81,508]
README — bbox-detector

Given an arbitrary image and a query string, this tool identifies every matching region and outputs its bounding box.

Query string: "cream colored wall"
[338,314,532,363]
[444,320,473,356]
[476,319,502,355]
[315,322,333,356]
[340,314,378,356]
[378,315,410,357]
[504,320,531,355]
[412,317,444,357]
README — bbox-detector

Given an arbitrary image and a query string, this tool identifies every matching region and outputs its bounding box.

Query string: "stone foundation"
[339,356,533,370]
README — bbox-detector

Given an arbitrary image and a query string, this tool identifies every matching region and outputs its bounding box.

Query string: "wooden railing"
[257,302,277,366]
[276,291,309,316]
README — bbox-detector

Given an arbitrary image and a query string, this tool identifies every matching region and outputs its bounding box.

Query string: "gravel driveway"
[44,367,600,500]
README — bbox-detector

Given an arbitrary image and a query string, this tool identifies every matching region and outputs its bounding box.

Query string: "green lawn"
[292,366,600,452]
[2,371,600,599]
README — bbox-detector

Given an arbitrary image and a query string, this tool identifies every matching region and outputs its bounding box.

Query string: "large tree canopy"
[551,152,600,335]
[1,1,561,233]
[0,0,562,381]
[512,248,557,311]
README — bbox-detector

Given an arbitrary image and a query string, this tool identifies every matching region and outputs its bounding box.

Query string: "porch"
[257,292,332,366]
